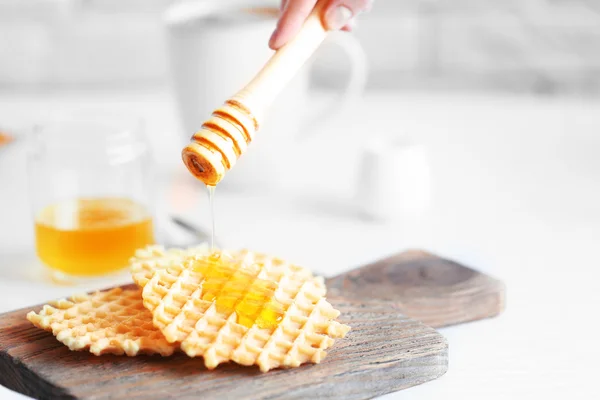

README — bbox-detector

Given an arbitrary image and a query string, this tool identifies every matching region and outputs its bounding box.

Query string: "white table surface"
[0,88,599,399]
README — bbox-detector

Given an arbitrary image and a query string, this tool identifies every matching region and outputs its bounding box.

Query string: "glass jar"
[27,114,155,281]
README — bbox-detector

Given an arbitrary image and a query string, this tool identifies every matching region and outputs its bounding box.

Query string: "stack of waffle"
[27,245,350,372]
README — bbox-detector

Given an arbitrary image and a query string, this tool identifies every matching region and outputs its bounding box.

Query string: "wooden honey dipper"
[182,1,331,186]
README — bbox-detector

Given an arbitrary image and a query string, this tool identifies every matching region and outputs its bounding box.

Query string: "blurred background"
[0,1,599,398]
[1,0,599,93]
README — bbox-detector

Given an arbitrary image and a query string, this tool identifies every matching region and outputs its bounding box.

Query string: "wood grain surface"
[326,250,505,328]
[0,249,504,399]
[0,298,447,400]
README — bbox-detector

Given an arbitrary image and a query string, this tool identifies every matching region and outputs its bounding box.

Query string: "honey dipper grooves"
[182,100,259,186]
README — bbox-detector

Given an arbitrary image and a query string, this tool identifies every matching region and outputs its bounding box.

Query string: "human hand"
[269,0,373,50]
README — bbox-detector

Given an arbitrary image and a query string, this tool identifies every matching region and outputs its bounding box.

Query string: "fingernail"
[326,5,353,30]
[268,29,279,49]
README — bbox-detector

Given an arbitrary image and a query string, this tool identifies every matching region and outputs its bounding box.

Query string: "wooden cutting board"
[0,250,504,400]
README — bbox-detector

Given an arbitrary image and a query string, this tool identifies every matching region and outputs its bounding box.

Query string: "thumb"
[324,0,371,30]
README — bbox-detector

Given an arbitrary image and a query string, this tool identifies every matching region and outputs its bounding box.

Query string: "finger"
[280,0,288,12]
[324,0,372,30]
[269,0,318,50]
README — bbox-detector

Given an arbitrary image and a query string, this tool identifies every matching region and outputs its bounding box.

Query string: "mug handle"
[299,31,368,138]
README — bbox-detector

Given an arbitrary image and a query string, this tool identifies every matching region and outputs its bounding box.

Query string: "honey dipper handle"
[230,1,329,122]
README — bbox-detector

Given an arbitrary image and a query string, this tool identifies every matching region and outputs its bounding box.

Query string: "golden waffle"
[27,287,178,357]
[130,244,210,289]
[138,252,350,372]
[131,245,318,291]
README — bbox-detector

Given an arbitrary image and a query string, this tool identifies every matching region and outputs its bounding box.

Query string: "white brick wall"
[313,0,600,94]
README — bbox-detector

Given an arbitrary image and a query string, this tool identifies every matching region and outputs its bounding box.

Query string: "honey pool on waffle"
[191,252,284,329]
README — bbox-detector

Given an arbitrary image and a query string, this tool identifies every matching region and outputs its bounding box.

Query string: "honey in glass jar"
[28,115,155,280]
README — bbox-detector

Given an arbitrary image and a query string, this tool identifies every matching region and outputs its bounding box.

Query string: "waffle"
[131,244,210,289]
[138,251,350,372]
[131,245,318,291]
[26,287,178,357]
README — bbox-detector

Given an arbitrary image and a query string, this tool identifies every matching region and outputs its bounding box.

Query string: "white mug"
[164,0,367,190]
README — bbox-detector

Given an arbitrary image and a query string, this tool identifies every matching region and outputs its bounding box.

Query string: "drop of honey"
[191,251,285,329]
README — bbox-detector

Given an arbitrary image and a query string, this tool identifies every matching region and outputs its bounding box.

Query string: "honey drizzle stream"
[201,186,284,329]
[207,185,216,251]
